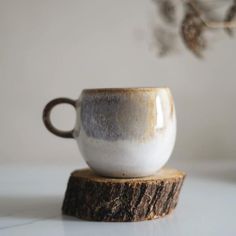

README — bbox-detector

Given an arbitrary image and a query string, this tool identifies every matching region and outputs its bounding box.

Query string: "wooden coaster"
[62,168,186,222]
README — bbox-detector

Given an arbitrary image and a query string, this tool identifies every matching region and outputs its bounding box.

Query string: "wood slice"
[62,168,186,222]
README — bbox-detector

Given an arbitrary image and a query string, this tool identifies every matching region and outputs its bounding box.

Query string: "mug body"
[74,88,176,177]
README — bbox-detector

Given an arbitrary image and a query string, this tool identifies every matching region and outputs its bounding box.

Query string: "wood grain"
[62,168,185,222]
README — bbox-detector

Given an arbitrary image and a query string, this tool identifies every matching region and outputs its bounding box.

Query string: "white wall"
[1,0,235,167]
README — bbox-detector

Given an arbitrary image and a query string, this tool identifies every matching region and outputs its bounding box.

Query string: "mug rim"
[82,87,170,93]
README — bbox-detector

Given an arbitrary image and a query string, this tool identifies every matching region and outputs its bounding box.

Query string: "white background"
[1,0,236,166]
[0,1,236,235]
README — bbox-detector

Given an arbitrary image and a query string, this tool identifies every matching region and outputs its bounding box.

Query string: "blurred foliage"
[152,0,236,58]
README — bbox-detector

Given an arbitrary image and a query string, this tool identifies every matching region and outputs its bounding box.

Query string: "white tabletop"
[0,160,235,236]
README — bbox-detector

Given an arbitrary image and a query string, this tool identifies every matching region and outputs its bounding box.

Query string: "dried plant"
[151,0,236,58]
[225,0,236,36]
[153,0,176,24]
[181,3,206,57]
[153,26,178,56]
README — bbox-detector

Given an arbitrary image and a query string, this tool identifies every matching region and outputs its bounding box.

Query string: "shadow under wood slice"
[62,168,186,222]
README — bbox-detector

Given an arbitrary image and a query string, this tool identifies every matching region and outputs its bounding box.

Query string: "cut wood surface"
[62,168,186,222]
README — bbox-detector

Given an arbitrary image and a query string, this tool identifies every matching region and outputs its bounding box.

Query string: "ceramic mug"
[43,88,176,178]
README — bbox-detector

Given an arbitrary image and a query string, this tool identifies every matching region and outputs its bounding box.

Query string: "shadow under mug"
[43,88,176,178]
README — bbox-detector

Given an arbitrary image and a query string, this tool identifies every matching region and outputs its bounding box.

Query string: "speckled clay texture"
[73,88,176,178]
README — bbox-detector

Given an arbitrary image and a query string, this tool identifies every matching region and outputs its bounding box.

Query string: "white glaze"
[77,117,176,177]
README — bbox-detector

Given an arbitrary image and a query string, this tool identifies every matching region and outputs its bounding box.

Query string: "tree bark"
[62,168,185,222]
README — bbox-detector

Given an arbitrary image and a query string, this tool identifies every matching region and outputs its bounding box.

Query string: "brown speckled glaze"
[80,91,156,142]
[78,88,173,142]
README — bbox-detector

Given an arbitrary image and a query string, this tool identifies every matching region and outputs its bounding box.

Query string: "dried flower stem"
[187,0,236,29]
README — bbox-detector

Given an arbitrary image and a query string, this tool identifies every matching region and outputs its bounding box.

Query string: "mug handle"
[43,97,76,138]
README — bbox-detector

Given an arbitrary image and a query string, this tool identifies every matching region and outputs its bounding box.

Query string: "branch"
[187,0,236,29]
